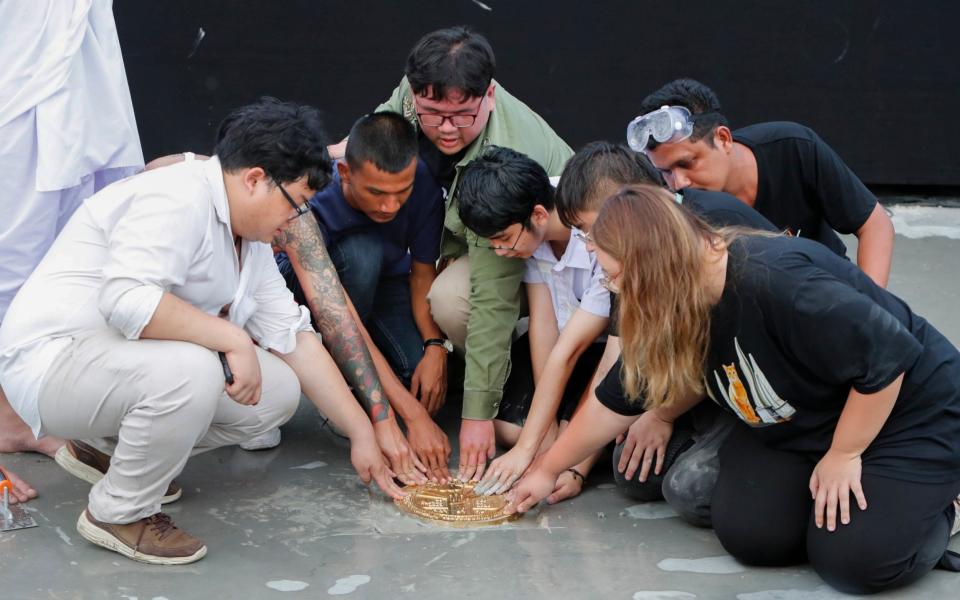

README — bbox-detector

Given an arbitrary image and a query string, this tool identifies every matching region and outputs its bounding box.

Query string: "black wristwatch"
[423,338,454,353]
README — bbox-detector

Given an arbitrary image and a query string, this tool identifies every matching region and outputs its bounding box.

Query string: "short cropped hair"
[637,78,729,150]
[555,141,663,228]
[406,26,495,100]
[457,146,553,239]
[214,97,331,189]
[344,112,417,174]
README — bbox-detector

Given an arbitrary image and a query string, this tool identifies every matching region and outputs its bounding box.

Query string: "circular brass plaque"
[394,481,520,528]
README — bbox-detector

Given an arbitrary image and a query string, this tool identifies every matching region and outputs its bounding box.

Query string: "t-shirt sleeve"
[781,271,922,394]
[595,357,645,416]
[408,173,444,265]
[522,257,545,284]
[804,130,877,233]
[579,262,611,318]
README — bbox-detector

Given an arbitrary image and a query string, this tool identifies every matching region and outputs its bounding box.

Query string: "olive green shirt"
[377,77,573,419]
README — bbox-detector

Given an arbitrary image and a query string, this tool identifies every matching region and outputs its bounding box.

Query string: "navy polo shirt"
[309,160,444,277]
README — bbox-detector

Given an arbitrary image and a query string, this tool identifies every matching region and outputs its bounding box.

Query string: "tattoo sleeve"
[275,214,392,422]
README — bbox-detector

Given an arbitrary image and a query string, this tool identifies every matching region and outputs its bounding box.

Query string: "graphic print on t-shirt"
[706,338,796,427]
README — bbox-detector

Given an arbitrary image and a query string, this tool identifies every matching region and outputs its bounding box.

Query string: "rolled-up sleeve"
[98,191,203,339]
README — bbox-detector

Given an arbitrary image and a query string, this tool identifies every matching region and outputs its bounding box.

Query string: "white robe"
[0,0,144,321]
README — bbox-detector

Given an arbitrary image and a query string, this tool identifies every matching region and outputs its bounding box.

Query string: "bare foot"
[0,463,38,504]
[0,387,65,457]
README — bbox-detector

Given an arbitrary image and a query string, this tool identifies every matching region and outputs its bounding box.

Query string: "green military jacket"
[377,77,573,420]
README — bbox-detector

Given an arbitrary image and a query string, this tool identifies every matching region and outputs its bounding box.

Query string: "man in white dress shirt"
[0,0,144,502]
[0,98,403,564]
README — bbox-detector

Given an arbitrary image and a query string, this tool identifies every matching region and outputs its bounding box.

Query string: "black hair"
[214,97,331,190]
[637,78,728,150]
[344,112,417,174]
[457,146,553,239]
[405,26,495,100]
[555,141,664,228]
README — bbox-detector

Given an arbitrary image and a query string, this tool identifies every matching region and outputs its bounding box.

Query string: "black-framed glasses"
[416,96,486,128]
[274,177,309,220]
[475,226,525,251]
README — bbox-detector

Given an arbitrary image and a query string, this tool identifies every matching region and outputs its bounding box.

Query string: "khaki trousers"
[38,330,300,524]
[426,257,471,353]
[426,256,529,354]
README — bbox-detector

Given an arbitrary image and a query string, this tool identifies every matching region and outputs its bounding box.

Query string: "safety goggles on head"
[626,105,694,153]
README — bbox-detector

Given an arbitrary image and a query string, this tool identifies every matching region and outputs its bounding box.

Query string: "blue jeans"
[277,231,424,385]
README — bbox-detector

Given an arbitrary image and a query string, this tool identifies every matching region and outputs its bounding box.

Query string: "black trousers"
[712,424,960,595]
[495,334,605,426]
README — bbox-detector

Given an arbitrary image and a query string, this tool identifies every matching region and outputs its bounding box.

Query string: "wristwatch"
[424,338,454,353]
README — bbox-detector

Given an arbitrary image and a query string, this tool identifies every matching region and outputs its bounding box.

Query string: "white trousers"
[38,330,300,523]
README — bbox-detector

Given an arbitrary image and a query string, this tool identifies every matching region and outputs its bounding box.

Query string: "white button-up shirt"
[522,229,610,331]
[0,157,311,436]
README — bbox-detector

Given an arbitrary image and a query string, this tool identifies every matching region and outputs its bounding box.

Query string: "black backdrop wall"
[114,1,960,188]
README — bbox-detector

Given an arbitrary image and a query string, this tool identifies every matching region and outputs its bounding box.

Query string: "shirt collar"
[562,229,594,270]
[203,156,232,229]
[531,229,593,271]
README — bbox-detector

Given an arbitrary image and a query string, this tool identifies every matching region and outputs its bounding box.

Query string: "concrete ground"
[2,205,960,599]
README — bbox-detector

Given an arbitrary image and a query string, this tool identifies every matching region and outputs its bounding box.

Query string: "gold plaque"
[394,481,520,528]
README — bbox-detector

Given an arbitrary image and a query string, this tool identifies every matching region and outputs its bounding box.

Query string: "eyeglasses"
[476,227,525,251]
[574,230,594,245]
[416,96,486,128]
[274,178,309,220]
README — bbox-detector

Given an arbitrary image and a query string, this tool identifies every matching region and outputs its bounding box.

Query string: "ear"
[336,160,350,184]
[531,204,550,226]
[487,83,497,111]
[242,167,267,193]
[713,126,734,152]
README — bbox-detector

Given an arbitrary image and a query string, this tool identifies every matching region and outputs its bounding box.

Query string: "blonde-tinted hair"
[592,185,720,409]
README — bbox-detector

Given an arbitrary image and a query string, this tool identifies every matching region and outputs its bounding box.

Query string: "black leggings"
[712,424,960,595]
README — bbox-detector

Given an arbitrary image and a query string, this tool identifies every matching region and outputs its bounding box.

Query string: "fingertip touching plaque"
[394,480,520,528]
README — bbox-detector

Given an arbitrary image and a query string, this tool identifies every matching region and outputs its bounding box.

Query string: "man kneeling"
[0,98,402,565]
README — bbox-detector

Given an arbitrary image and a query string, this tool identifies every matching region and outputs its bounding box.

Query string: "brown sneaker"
[56,440,182,504]
[77,509,206,565]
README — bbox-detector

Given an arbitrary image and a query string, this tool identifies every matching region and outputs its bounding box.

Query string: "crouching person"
[0,98,403,565]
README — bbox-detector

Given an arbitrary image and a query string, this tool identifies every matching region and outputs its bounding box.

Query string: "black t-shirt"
[682,188,777,231]
[597,235,960,483]
[733,122,877,257]
[417,131,465,197]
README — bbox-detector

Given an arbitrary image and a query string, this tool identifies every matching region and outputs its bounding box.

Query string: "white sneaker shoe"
[239,428,281,451]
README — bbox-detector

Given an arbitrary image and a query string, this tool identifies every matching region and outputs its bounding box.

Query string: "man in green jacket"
[332,26,572,480]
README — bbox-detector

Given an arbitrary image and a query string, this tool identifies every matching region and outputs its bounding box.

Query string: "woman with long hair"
[507,184,960,594]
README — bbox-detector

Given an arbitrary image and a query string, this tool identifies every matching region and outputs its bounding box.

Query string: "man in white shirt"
[0,98,403,564]
[0,0,144,501]
[455,147,618,504]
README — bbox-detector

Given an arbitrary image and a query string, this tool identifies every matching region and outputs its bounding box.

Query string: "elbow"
[98,280,164,340]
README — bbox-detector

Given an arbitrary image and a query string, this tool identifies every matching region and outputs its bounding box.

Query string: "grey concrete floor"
[3,210,960,599]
